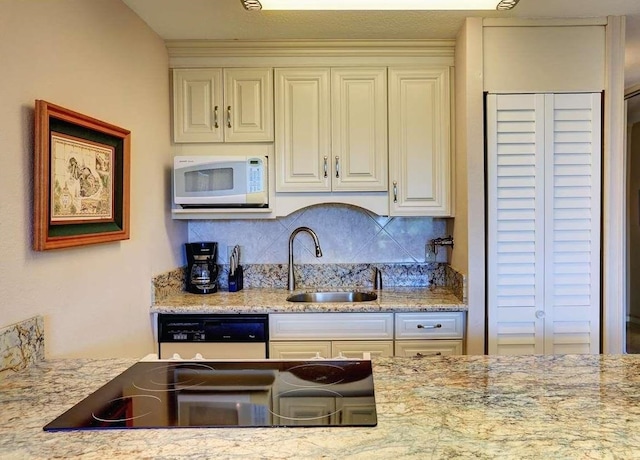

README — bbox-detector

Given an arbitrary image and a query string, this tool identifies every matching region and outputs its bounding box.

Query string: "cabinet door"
[331,68,388,192]
[223,68,273,142]
[388,66,451,216]
[269,341,332,360]
[487,94,546,355]
[331,341,394,358]
[173,68,223,143]
[394,340,463,357]
[486,93,601,355]
[275,68,331,192]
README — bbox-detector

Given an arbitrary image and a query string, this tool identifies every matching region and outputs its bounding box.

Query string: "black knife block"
[228,265,244,292]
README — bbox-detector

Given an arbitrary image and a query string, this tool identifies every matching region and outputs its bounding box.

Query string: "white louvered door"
[487,93,601,355]
[487,94,546,355]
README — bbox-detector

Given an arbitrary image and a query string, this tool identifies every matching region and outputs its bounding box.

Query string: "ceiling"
[122,0,640,88]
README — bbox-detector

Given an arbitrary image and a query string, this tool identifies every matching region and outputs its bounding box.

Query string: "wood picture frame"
[34,100,130,250]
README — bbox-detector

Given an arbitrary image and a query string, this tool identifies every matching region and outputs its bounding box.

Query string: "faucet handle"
[373,267,383,290]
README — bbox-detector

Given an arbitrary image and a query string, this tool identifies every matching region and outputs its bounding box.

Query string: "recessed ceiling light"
[241,0,520,11]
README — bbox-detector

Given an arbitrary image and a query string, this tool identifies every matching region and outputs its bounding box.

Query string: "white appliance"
[174,155,268,208]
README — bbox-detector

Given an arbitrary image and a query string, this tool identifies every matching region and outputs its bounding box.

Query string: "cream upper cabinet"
[331,68,388,192]
[275,68,331,191]
[172,68,273,143]
[275,67,387,192]
[388,66,452,216]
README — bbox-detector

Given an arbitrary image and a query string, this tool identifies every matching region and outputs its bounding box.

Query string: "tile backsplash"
[188,203,451,265]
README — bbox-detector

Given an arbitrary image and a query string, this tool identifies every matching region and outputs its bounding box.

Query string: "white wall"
[0,0,186,358]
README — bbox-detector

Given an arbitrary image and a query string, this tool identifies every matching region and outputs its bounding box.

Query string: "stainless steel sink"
[286,291,378,303]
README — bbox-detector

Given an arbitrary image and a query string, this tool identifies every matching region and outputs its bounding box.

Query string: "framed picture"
[34,100,130,250]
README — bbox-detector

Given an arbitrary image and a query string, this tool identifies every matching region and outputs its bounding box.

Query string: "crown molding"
[483,17,607,28]
[165,39,456,59]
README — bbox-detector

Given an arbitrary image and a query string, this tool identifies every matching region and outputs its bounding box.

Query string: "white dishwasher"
[157,314,269,359]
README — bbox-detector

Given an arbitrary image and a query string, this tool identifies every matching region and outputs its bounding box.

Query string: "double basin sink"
[286,291,377,303]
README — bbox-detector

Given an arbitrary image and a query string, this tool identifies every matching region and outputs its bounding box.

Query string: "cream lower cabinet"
[388,66,452,216]
[394,340,463,357]
[269,313,394,359]
[269,340,395,359]
[269,312,465,358]
[394,312,465,356]
[269,341,333,360]
[275,67,388,193]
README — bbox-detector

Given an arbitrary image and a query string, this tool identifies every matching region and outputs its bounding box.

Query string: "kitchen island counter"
[151,286,466,314]
[2,354,640,459]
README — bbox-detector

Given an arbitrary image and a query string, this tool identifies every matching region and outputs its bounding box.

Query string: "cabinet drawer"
[394,340,463,357]
[269,341,332,360]
[332,341,394,358]
[394,312,464,339]
[269,313,394,340]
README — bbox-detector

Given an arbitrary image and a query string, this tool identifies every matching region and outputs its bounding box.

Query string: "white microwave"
[174,155,268,208]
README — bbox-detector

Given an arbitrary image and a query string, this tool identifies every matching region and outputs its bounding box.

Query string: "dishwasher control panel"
[157,314,268,343]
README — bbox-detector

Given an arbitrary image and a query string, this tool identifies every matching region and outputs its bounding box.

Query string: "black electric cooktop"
[43,359,377,430]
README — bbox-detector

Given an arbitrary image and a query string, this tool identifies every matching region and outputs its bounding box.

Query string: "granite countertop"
[151,286,466,314]
[2,354,640,459]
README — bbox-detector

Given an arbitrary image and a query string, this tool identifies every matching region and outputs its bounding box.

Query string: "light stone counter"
[151,287,466,314]
[1,355,640,459]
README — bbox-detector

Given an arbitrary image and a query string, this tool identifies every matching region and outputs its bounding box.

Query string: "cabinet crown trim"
[166,39,455,59]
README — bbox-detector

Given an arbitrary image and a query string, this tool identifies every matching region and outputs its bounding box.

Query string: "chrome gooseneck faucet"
[288,227,323,291]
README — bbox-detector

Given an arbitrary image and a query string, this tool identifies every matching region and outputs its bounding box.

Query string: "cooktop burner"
[43,359,377,430]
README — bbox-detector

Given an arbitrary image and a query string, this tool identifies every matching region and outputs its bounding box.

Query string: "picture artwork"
[50,133,114,223]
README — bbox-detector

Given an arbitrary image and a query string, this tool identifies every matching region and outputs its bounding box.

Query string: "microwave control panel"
[247,157,265,193]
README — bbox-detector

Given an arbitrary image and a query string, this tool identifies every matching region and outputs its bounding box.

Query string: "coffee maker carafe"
[185,242,218,294]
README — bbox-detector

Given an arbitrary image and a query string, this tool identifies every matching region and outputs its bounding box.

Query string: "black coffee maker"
[185,242,219,294]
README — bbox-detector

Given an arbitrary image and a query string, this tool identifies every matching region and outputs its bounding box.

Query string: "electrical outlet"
[425,244,437,262]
